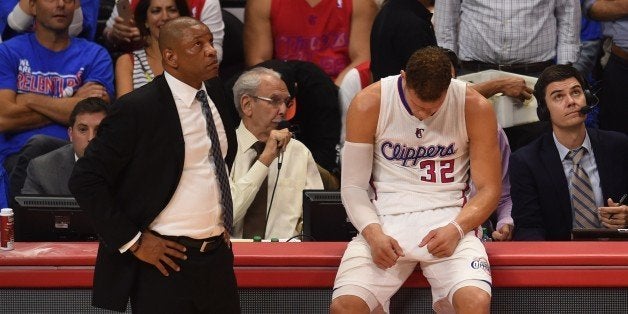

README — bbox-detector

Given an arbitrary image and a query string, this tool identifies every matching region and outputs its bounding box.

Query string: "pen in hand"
[619,194,628,206]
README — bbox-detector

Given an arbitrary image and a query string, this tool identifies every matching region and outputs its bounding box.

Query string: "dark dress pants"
[599,54,628,134]
[130,240,240,314]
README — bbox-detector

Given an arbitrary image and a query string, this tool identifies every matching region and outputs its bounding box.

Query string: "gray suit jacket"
[22,144,75,195]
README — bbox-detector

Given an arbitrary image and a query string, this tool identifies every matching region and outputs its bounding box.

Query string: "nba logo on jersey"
[337,0,343,8]
[415,128,425,138]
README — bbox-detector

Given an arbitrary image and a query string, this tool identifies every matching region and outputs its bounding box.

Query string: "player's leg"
[451,284,490,314]
[331,233,416,313]
[421,231,492,314]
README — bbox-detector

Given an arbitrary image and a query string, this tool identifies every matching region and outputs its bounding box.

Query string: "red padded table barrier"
[1,241,627,288]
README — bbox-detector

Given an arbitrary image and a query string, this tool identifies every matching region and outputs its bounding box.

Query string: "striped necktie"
[567,147,599,228]
[196,90,234,235]
[242,141,268,238]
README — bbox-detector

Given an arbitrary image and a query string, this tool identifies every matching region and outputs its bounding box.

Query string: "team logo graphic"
[470,257,491,275]
[415,128,424,138]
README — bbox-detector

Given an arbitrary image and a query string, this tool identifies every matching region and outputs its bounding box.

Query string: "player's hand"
[599,198,628,229]
[499,77,533,101]
[73,82,108,100]
[362,224,404,269]
[419,224,461,258]
[132,232,187,276]
[111,16,141,43]
[492,224,513,241]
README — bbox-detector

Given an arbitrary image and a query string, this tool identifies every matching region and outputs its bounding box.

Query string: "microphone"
[276,120,290,170]
[579,104,597,114]
[277,120,290,130]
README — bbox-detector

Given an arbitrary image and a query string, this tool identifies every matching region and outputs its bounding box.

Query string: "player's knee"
[452,286,491,313]
[330,295,370,314]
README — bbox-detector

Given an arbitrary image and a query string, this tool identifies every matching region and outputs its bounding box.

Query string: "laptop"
[302,190,358,242]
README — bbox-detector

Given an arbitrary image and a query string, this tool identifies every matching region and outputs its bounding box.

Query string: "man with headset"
[510,65,628,241]
[229,67,323,240]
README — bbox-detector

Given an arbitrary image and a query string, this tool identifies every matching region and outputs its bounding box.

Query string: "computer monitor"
[302,190,358,241]
[13,195,98,241]
[571,228,628,241]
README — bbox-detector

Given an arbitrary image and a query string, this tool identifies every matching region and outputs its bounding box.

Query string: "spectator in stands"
[434,0,581,151]
[114,0,190,97]
[574,0,603,81]
[69,17,239,312]
[230,67,323,240]
[4,0,100,41]
[226,60,341,190]
[22,97,108,195]
[370,0,436,82]
[585,0,628,134]
[243,0,378,85]
[104,0,224,62]
[511,65,628,241]
[370,0,534,101]
[0,0,113,208]
[435,0,580,76]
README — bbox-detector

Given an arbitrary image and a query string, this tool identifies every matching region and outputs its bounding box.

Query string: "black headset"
[535,78,599,122]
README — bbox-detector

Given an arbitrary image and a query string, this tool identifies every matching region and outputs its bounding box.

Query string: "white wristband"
[449,221,464,239]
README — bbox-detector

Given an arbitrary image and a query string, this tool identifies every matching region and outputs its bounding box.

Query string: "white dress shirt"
[230,123,323,239]
[146,71,228,240]
[434,0,580,65]
[119,72,228,252]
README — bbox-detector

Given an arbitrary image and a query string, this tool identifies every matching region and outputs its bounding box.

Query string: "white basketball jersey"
[372,75,470,215]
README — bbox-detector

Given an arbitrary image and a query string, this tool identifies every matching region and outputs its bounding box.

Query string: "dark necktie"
[196,90,233,235]
[567,147,599,228]
[242,141,268,238]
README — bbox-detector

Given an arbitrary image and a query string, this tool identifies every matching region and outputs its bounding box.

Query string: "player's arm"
[458,88,501,233]
[419,88,500,257]
[243,0,273,67]
[0,89,50,132]
[342,82,404,269]
[333,0,378,86]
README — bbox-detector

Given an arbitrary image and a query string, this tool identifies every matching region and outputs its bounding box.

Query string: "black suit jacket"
[69,75,237,312]
[510,128,628,241]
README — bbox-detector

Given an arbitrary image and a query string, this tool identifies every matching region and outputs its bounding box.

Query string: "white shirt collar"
[552,130,593,160]
[236,122,261,153]
[164,71,207,108]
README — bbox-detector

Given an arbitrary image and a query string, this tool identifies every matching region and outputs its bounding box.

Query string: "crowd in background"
[0,0,627,242]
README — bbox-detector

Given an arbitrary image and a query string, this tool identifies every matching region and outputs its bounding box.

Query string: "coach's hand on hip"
[131,232,188,276]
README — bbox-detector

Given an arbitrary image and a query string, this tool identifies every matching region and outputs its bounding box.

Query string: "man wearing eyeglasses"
[229,67,323,240]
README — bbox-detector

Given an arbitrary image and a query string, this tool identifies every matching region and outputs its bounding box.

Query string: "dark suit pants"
[130,240,240,314]
[599,54,628,134]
